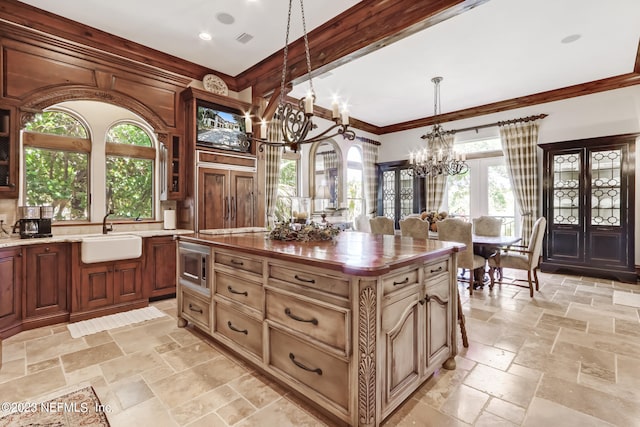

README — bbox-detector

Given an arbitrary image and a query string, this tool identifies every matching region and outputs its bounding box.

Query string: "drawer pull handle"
[188,303,203,314]
[393,277,409,286]
[289,353,322,375]
[227,286,248,297]
[294,274,315,284]
[230,259,244,266]
[284,308,318,325]
[424,294,447,306]
[430,266,443,273]
[227,321,248,335]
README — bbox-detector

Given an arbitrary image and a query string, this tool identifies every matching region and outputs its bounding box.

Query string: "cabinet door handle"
[224,196,229,220]
[188,303,203,314]
[231,196,236,220]
[284,308,318,325]
[294,274,315,284]
[227,321,248,335]
[393,277,409,286]
[227,286,248,297]
[424,294,447,306]
[44,247,50,252]
[230,259,244,266]
[430,266,443,273]
[289,353,322,375]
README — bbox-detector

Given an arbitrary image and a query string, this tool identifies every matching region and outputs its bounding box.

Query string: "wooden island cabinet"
[177,231,463,426]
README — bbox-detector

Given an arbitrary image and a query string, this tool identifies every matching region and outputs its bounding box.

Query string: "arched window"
[105,122,155,219]
[347,145,364,220]
[23,110,90,220]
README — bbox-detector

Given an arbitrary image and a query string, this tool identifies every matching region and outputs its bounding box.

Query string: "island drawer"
[382,267,419,295]
[265,287,349,353]
[214,270,263,313]
[214,250,263,275]
[423,258,449,279]
[215,303,263,358]
[180,289,211,330]
[268,264,349,298]
[269,326,349,411]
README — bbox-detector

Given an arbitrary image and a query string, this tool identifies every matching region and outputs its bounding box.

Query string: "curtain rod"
[438,113,548,136]
[352,135,381,146]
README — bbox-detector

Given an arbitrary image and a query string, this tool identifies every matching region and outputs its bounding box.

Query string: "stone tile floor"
[1,269,639,426]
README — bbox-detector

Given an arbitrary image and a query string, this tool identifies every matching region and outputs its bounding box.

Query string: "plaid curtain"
[322,151,338,170]
[362,142,378,215]
[424,133,453,212]
[499,121,540,245]
[264,117,284,228]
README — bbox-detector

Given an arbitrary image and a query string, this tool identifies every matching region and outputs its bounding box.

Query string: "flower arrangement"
[420,211,448,231]
[268,221,341,242]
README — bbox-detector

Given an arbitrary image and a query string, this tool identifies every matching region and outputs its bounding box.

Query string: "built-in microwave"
[178,241,210,296]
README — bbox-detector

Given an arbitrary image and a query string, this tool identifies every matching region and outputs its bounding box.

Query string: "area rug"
[67,306,167,338]
[613,290,640,308]
[0,386,110,426]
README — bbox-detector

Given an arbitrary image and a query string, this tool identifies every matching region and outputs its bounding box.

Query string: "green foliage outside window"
[106,123,154,219]
[24,111,89,220]
[275,158,297,223]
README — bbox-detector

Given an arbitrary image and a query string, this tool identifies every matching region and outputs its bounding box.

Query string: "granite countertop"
[0,229,194,248]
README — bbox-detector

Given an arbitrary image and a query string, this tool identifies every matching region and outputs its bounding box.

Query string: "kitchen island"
[177,230,463,426]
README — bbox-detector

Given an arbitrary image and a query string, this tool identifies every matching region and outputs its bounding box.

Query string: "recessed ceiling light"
[561,34,581,44]
[217,12,235,25]
[199,32,212,41]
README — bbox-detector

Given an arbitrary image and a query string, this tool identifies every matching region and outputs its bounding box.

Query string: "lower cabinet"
[143,236,176,299]
[24,243,69,327]
[75,259,143,320]
[0,246,22,336]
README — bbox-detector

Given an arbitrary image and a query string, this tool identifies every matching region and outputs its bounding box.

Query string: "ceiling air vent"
[236,33,254,44]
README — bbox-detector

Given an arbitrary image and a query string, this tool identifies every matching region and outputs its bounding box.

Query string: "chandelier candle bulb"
[244,113,252,134]
[305,92,314,115]
[341,104,349,125]
[260,119,267,138]
[331,97,340,119]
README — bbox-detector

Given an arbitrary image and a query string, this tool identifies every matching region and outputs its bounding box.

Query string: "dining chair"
[472,216,502,237]
[353,214,372,232]
[369,216,395,235]
[437,218,487,295]
[399,217,430,239]
[488,217,547,297]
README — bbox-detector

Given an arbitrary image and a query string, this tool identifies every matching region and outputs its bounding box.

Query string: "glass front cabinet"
[376,160,425,229]
[540,134,636,283]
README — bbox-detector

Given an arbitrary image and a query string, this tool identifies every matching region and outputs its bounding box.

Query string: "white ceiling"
[16,0,640,128]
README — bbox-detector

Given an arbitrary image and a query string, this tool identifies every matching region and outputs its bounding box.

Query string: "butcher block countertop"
[181,230,464,276]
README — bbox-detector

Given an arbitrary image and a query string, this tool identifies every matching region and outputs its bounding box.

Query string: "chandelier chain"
[278,0,294,106]
[299,0,314,96]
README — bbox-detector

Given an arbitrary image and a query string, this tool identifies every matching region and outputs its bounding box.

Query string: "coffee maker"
[15,206,53,239]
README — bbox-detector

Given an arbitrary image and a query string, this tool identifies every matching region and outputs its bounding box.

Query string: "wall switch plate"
[0,214,7,224]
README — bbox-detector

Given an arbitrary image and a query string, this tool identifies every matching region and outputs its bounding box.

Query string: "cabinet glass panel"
[552,153,580,225]
[590,149,621,226]
[382,170,396,220]
[399,169,414,219]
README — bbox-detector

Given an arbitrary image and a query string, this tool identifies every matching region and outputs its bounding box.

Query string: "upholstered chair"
[399,217,430,239]
[472,216,503,237]
[437,218,487,295]
[353,214,372,232]
[369,216,395,235]
[488,217,547,297]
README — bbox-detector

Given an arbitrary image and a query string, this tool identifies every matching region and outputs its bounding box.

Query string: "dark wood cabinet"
[0,106,18,198]
[0,247,22,336]
[376,160,425,229]
[540,134,636,282]
[24,243,69,328]
[144,236,176,299]
[162,133,184,200]
[198,167,256,230]
[74,258,143,321]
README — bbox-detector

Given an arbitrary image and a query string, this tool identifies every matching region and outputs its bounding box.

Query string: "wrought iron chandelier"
[246,0,355,153]
[410,77,468,177]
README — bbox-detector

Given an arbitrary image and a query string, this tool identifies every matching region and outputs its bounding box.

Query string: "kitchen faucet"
[102,209,114,234]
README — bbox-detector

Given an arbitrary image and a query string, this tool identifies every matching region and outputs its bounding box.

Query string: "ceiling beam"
[237,0,488,97]
[380,72,640,134]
